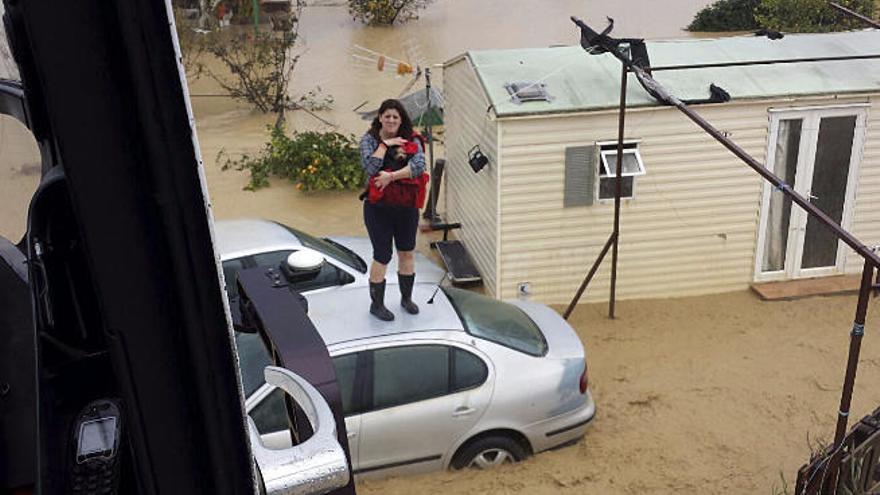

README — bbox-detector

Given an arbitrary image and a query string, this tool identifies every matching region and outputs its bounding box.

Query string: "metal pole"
[829,1,880,28]
[823,260,875,492]
[648,54,880,72]
[609,64,627,319]
[252,0,260,33]
[564,233,617,320]
[424,67,437,223]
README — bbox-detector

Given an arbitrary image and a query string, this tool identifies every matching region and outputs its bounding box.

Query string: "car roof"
[214,219,302,257]
[306,284,466,346]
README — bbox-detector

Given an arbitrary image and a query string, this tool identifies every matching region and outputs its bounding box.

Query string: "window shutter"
[564,145,596,207]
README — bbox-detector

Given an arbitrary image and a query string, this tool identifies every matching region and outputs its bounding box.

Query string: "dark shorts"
[363,201,419,264]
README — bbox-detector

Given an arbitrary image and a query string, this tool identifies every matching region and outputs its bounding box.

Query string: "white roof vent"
[504,81,552,104]
[286,251,325,272]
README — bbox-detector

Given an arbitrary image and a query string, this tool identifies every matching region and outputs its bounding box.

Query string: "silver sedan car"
[215,218,445,303]
[236,282,595,478]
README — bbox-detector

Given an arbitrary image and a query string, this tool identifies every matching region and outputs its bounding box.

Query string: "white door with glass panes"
[755,106,866,281]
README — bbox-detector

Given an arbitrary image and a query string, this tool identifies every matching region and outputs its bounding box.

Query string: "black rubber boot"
[398,273,419,315]
[369,280,395,321]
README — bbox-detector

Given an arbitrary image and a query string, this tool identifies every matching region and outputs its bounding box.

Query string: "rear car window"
[443,287,547,356]
[276,223,367,273]
[453,348,488,391]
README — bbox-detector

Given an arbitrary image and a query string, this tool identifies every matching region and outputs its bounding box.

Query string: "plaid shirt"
[359,133,426,181]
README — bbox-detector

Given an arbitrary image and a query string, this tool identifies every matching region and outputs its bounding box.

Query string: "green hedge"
[688,0,760,31]
[221,125,366,192]
[756,0,875,32]
[688,0,875,32]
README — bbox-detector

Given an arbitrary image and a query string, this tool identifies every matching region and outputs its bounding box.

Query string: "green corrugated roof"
[454,30,880,118]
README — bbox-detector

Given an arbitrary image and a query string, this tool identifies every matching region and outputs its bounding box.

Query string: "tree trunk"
[198,0,210,29]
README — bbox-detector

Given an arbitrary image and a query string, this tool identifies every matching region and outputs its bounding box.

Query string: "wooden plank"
[750,275,862,301]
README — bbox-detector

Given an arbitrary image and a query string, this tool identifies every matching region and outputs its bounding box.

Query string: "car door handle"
[452,406,476,417]
[347,431,358,439]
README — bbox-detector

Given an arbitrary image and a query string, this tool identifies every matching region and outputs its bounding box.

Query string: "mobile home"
[442,31,880,303]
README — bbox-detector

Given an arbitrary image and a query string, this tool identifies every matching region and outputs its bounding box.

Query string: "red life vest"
[366,132,430,208]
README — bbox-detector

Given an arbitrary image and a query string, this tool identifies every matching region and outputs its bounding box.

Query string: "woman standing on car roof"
[358,98,426,321]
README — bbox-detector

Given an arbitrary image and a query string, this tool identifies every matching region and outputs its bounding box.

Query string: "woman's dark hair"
[368,99,414,140]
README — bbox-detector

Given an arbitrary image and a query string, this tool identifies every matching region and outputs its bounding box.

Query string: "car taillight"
[579,363,588,394]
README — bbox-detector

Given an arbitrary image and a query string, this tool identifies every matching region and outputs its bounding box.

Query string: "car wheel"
[452,436,527,470]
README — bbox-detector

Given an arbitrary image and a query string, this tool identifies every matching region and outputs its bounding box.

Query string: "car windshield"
[442,287,547,356]
[276,222,367,273]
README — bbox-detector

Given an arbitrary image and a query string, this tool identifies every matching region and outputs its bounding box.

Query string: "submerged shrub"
[348,0,433,25]
[221,125,365,192]
[687,0,874,32]
[687,0,760,31]
[756,0,875,33]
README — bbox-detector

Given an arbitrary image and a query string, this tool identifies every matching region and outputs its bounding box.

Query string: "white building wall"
[496,96,875,304]
[443,57,500,296]
[845,99,880,271]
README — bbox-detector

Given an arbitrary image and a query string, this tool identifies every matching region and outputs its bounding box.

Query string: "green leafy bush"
[755,0,874,32]
[221,126,365,192]
[687,0,874,32]
[687,0,760,31]
[348,0,433,25]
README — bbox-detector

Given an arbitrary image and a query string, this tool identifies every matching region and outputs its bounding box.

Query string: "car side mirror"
[248,366,350,495]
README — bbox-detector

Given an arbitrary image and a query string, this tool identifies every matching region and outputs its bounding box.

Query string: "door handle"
[452,406,476,417]
[347,431,358,439]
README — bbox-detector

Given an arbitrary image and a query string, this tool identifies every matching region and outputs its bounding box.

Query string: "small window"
[600,149,645,177]
[372,345,449,410]
[250,387,289,435]
[332,354,358,416]
[276,223,367,273]
[597,142,645,201]
[504,81,552,104]
[453,348,488,391]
